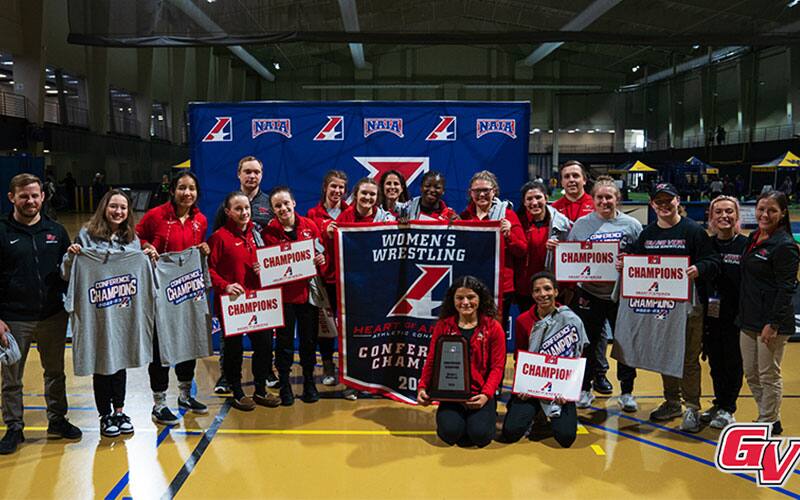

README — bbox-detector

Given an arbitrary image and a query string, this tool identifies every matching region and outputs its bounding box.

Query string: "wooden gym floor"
[1,213,798,499]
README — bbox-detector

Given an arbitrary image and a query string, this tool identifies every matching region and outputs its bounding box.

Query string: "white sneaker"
[322,375,336,386]
[576,390,595,409]
[709,410,736,429]
[699,405,719,424]
[680,408,701,433]
[619,393,638,413]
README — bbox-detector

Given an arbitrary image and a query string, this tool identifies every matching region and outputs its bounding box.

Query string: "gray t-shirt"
[153,247,213,365]
[64,247,155,376]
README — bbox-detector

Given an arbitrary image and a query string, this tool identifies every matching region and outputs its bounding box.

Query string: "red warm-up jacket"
[307,201,348,283]
[136,202,208,253]
[419,315,506,398]
[459,202,527,294]
[207,219,262,315]
[261,215,321,304]
[551,192,593,223]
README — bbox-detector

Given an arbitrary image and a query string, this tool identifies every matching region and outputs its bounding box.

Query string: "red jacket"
[307,201,348,283]
[336,205,381,224]
[460,202,527,294]
[419,315,506,398]
[136,202,208,253]
[207,219,261,300]
[514,212,550,296]
[551,192,594,223]
[414,200,458,221]
[261,215,321,304]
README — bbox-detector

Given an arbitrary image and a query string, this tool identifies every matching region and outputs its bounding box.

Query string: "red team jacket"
[419,315,506,398]
[514,212,550,296]
[551,192,594,222]
[415,200,458,221]
[460,202,527,294]
[261,216,321,304]
[136,202,208,253]
[207,219,262,304]
[307,201,349,284]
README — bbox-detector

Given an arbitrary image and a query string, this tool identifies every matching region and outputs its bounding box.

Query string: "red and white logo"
[252,118,292,138]
[363,118,404,138]
[314,116,344,141]
[203,117,233,142]
[426,116,456,141]
[354,157,429,185]
[388,265,452,320]
[476,119,516,139]
[716,423,800,487]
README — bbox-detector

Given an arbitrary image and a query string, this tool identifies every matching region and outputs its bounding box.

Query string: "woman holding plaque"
[513,180,571,313]
[263,186,326,406]
[502,272,588,448]
[402,171,458,221]
[738,190,799,435]
[566,176,642,412]
[460,171,527,335]
[417,276,506,447]
[208,192,280,412]
[378,170,409,216]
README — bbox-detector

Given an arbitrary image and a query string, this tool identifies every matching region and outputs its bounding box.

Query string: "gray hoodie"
[543,205,573,272]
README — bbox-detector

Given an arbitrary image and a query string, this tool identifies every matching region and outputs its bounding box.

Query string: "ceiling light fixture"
[631,65,640,73]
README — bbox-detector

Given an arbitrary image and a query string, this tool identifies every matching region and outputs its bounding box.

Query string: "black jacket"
[0,214,70,321]
[739,229,800,335]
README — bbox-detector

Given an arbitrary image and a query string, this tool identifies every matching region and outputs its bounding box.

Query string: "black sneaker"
[114,413,134,434]
[593,376,613,395]
[151,406,180,425]
[280,384,295,406]
[301,381,320,403]
[0,429,24,454]
[214,375,231,395]
[266,371,279,388]
[178,396,209,415]
[100,415,120,438]
[47,418,82,440]
[773,420,783,436]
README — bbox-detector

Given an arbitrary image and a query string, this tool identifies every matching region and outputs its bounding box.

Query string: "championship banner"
[554,241,619,282]
[257,239,317,287]
[511,351,586,402]
[336,221,502,404]
[188,101,529,224]
[621,255,691,301]
[220,288,284,337]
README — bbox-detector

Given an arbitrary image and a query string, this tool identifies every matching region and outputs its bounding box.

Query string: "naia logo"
[540,381,553,392]
[203,117,233,142]
[247,314,259,326]
[648,282,659,292]
[252,118,292,138]
[354,157,430,185]
[314,116,344,141]
[580,265,592,276]
[426,116,456,141]
[283,266,294,277]
[363,118,404,138]
[716,423,800,487]
[476,119,516,139]
[388,265,452,320]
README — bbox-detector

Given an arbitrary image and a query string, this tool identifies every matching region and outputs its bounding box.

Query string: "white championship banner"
[554,241,619,282]
[621,255,691,301]
[257,239,317,287]
[220,288,284,337]
[511,351,585,402]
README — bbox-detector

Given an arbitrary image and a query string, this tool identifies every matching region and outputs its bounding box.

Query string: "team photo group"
[0,153,797,454]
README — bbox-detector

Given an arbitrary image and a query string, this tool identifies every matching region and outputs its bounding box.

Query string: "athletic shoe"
[46,418,82,439]
[253,392,281,408]
[214,375,231,395]
[680,408,701,433]
[593,375,613,395]
[576,390,595,409]
[151,406,180,425]
[322,360,336,386]
[772,420,783,435]
[619,393,638,413]
[709,410,735,429]
[266,372,279,389]
[343,388,358,401]
[280,385,295,406]
[301,381,320,403]
[114,413,134,434]
[178,396,209,415]
[231,396,256,411]
[699,405,719,424]
[100,415,120,438]
[649,401,683,421]
[0,429,24,454]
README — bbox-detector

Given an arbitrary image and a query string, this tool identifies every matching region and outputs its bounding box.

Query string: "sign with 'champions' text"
[554,241,619,283]
[621,255,691,301]
[336,221,502,404]
[257,239,317,287]
[512,351,585,402]
[220,288,284,336]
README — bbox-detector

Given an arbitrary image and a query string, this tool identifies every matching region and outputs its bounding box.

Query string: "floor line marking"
[577,425,589,435]
[590,444,606,456]
[176,429,436,436]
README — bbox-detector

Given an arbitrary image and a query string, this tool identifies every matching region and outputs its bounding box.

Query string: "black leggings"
[704,317,743,413]
[502,396,577,448]
[148,330,196,392]
[436,399,497,448]
[275,303,319,377]
[93,369,126,417]
[223,330,270,399]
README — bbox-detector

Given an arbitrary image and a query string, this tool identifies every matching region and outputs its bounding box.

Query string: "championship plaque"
[429,335,471,401]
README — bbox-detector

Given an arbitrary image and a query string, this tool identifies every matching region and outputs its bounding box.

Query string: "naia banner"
[336,221,502,404]
[188,101,529,222]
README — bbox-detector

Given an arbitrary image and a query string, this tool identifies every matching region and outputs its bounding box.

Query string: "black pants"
[436,399,497,448]
[275,303,319,378]
[223,330,270,399]
[502,396,577,448]
[148,330,197,393]
[572,289,636,393]
[704,316,743,413]
[318,283,338,363]
[501,292,514,344]
[93,370,126,417]
[515,293,533,318]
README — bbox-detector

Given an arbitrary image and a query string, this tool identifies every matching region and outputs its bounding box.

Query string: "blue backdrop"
[188,101,530,222]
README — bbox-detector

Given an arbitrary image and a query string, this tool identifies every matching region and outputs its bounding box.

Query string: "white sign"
[621,255,691,301]
[512,351,585,402]
[554,241,619,282]
[220,288,284,337]
[257,239,317,287]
